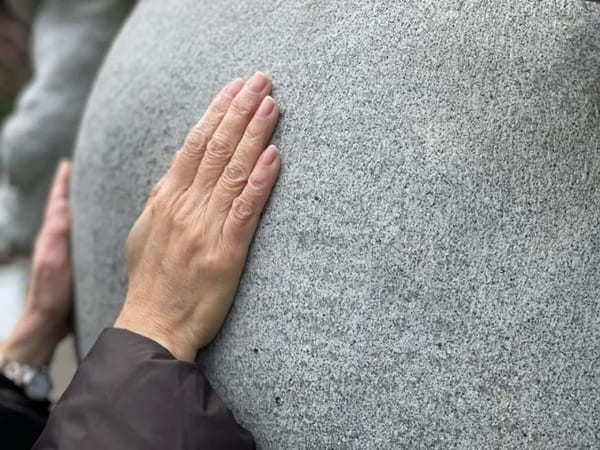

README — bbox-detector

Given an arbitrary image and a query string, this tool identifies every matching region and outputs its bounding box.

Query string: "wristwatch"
[0,354,52,401]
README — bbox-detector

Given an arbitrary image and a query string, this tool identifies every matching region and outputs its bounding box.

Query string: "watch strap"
[0,354,51,400]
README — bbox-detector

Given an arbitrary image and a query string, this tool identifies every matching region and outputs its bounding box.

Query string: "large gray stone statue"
[72,1,600,448]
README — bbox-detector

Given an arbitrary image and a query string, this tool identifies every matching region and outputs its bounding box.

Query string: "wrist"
[114,307,197,362]
[23,275,71,330]
[1,309,66,368]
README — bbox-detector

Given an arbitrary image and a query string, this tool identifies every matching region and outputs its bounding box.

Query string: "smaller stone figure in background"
[0,0,131,260]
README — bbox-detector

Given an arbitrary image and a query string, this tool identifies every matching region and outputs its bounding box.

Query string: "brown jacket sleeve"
[33,328,255,450]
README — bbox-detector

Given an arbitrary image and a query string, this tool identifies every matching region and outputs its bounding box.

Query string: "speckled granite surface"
[72,1,600,447]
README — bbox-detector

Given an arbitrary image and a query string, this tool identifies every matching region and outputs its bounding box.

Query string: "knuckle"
[230,98,254,117]
[221,163,248,191]
[202,249,227,272]
[211,96,230,116]
[171,208,192,231]
[149,195,171,221]
[248,172,269,191]
[231,197,255,223]
[244,125,264,145]
[183,127,208,157]
[205,135,232,162]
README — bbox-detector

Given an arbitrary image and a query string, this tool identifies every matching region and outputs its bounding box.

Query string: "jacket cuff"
[34,328,255,450]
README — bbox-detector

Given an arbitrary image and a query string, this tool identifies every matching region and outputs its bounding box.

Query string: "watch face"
[25,372,51,401]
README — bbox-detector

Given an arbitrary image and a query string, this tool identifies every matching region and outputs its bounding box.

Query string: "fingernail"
[225,78,245,97]
[261,145,278,165]
[247,72,269,93]
[256,96,275,117]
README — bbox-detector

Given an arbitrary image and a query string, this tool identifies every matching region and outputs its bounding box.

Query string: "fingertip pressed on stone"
[261,145,278,165]
[256,96,276,117]
[247,72,270,93]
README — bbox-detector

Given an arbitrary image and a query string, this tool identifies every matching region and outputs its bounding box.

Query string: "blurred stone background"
[0,2,29,119]
[0,1,75,402]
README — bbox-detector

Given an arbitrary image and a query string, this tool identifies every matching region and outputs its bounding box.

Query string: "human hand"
[1,161,73,368]
[114,73,281,361]
[26,161,73,328]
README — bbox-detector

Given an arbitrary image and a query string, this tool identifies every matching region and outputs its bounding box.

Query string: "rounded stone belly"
[72,1,600,448]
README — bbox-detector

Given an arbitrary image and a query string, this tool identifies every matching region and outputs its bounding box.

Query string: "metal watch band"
[0,354,52,400]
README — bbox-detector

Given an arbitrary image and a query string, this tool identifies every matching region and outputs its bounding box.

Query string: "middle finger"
[191,71,272,198]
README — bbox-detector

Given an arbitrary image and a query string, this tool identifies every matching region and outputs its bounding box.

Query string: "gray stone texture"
[72,1,600,448]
